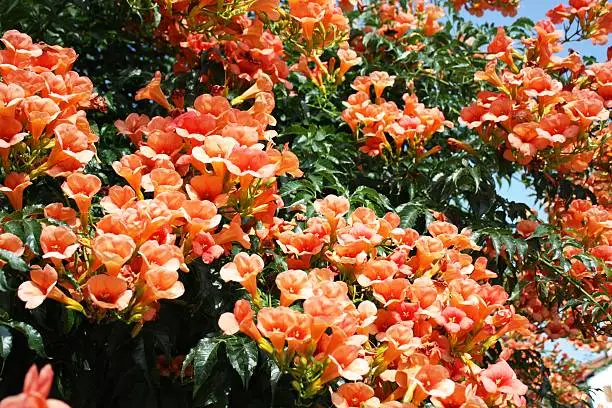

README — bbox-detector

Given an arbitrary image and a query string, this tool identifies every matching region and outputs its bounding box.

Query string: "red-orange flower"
[218,299,264,343]
[479,360,527,404]
[92,234,136,276]
[144,267,185,300]
[0,364,70,408]
[44,203,79,228]
[135,71,171,110]
[17,265,66,309]
[0,172,31,210]
[275,269,313,306]
[220,252,264,299]
[0,233,24,269]
[40,225,79,261]
[331,382,378,408]
[61,173,102,216]
[86,274,133,310]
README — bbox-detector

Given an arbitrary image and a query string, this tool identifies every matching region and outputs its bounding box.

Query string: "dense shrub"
[0,0,609,407]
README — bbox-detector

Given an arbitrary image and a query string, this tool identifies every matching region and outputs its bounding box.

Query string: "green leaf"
[396,202,425,228]
[468,166,481,192]
[182,337,220,396]
[473,228,528,263]
[61,308,78,334]
[265,355,282,403]
[23,219,42,256]
[3,220,24,239]
[0,249,28,272]
[0,270,9,292]
[351,186,392,212]
[0,326,12,359]
[21,205,44,217]
[280,180,314,198]
[1,320,46,357]
[225,336,258,388]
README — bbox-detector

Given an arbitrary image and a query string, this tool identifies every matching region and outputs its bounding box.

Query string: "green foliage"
[0,326,12,360]
[183,337,221,395]
[224,336,258,388]
[0,311,46,357]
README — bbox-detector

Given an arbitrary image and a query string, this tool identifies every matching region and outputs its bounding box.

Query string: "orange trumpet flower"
[112,154,145,195]
[331,382,378,408]
[0,363,70,408]
[144,267,185,300]
[61,173,101,217]
[0,233,24,269]
[220,252,264,300]
[92,233,136,276]
[40,225,79,262]
[275,269,313,306]
[135,71,171,110]
[17,265,82,312]
[218,299,264,344]
[0,172,32,210]
[86,274,133,310]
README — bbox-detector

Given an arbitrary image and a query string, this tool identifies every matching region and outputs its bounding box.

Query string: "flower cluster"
[450,0,520,17]
[566,126,611,206]
[14,170,219,324]
[292,42,362,91]
[460,17,611,347]
[154,0,281,43]
[342,71,452,159]
[4,67,302,327]
[284,0,350,55]
[516,200,611,339]
[153,0,350,88]
[547,0,611,44]
[157,4,290,87]
[0,30,97,210]
[374,0,446,40]
[460,23,610,172]
[218,195,531,406]
[502,334,594,406]
[118,71,302,227]
[549,199,611,247]
[573,170,611,206]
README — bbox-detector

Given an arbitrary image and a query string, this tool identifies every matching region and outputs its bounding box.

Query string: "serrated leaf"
[468,166,481,192]
[0,326,12,359]
[266,355,282,403]
[0,270,8,292]
[2,320,46,357]
[225,336,258,388]
[23,219,42,255]
[3,220,24,239]
[396,203,424,228]
[182,337,220,396]
[0,249,28,272]
[351,186,392,211]
[280,180,314,198]
[21,205,44,217]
